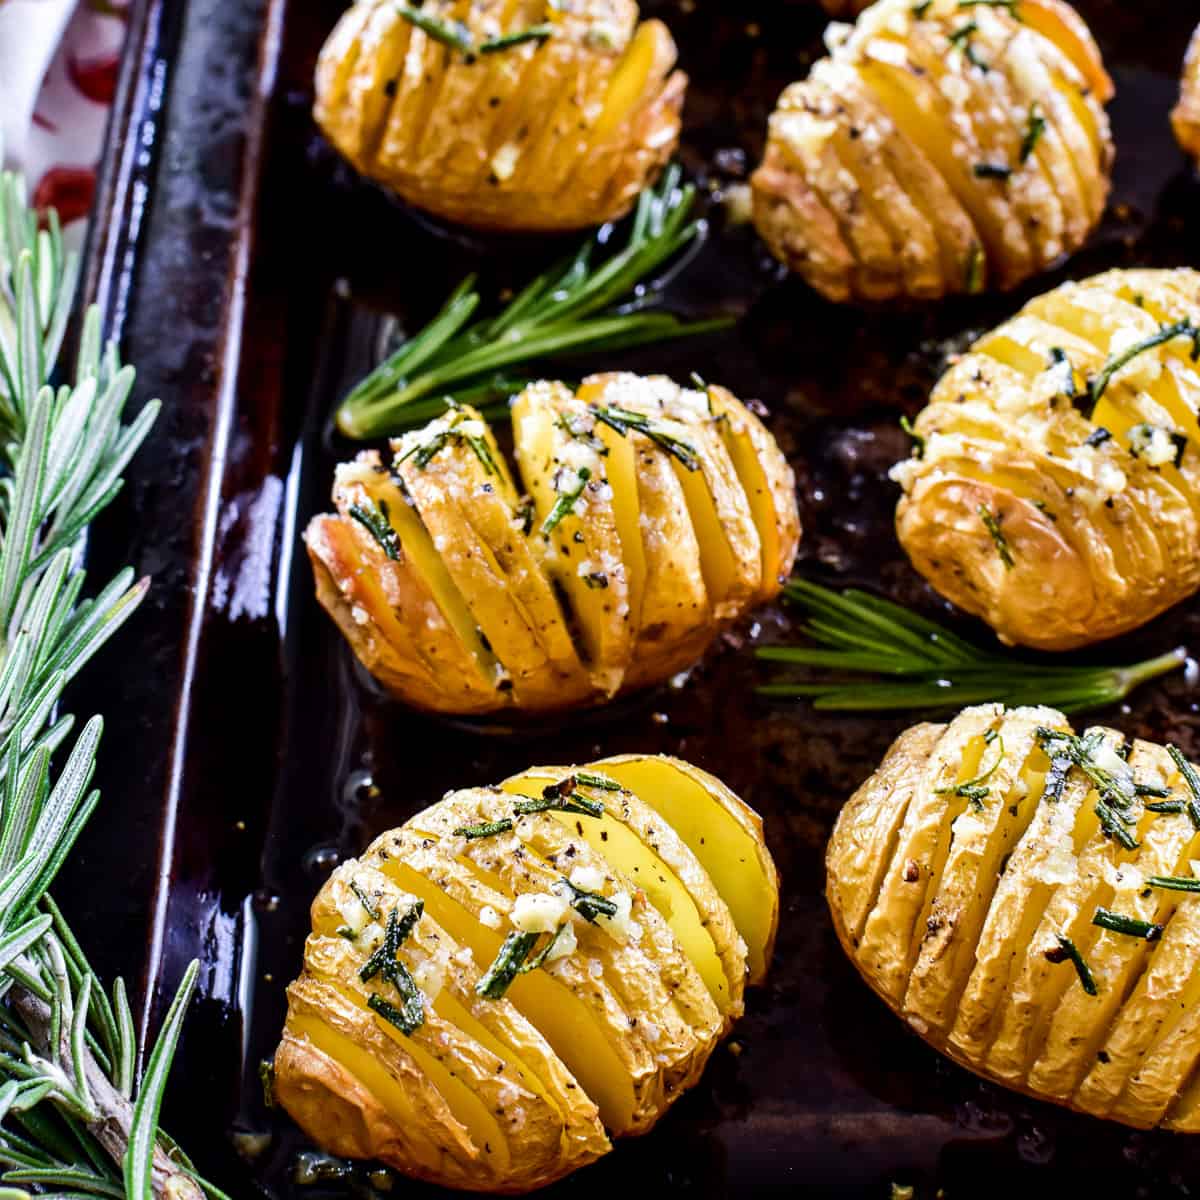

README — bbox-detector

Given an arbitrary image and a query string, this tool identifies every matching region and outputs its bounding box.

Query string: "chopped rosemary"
[574,770,623,791]
[1087,321,1200,406]
[368,991,424,1036]
[965,243,985,294]
[350,880,382,920]
[562,878,619,923]
[1020,102,1046,163]
[978,504,1014,568]
[454,818,515,839]
[1144,799,1185,813]
[899,414,925,459]
[336,925,357,940]
[396,6,474,54]
[958,0,1020,11]
[337,167,731,437]
[973,162,1012,180]
[359,902,425,983]
[1128,423,1187,468]
[949,21,988,69]
[520,925,569,973]
[1147,874,1200,893]
[913,0,932,14]
[349,500,402,561]
[592,405,700,471]
[479,23,553,52]
[514,776,606,818]
[1037,728,1139,850]
[1166,745,1200,829]
[1084,427,1112,447]
[541,467,591,535]
[757,580,1187,712]
[936,732,1004,807]
[1135,781,1172,797]
[1092,907,1163,941]
[1045,934,1097,995]
[476,931,540,999]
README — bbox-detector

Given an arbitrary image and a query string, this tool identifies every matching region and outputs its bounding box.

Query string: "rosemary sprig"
[0,171,224,1200]
[756,580,1186,712]
[1166,745,1200,829]
[1037,727,1139,850]
[396,6,473,54]
[348,501,401,561]
[978,504,1014,568]
[560,879,618,923]
[541,467,591,535]
[479,24,554,53]
[336,167,732,438]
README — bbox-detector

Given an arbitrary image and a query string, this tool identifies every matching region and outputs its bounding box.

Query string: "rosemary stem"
[9,986,202,1199]
[1114,646,1189,692]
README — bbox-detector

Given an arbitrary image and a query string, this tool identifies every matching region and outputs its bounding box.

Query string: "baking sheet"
[72,0,1200,1195]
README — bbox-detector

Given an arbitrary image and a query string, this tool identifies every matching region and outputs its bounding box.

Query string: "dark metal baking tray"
[65,0,1200,1196]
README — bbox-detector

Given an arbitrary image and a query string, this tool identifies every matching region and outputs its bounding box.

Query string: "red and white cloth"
[0,0,127,245]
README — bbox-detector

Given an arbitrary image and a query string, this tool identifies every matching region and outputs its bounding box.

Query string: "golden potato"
[828,703,1200,1131]
[751,0,1114,302]
[1172,24,1200,164]
[275,755,778,1190]
[894,267,1200,650]
[305,376,800,713]
[313,0,685,232]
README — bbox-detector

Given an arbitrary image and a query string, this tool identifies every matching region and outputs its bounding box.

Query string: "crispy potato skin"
[894,267,1200,650]
[1173,25,1200,164]
[306,377,799,713]
[275,757,776,1191]
[314,0,685,232]
[751,0,1113,302]
[828,704,1200,1131]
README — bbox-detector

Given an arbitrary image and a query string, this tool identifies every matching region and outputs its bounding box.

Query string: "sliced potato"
[828,704,1200,1131]
[275,756,777,1190]
[895,268,1200,649]
[1173,25,1200,165]
[752,0,1113,301]
[310,376,800,714]
[314,0,684,232]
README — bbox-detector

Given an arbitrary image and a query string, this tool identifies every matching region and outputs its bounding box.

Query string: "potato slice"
[512,382,633,696]
[392,407,590,708]
[498,766,747,1018]
[588,754,779,984]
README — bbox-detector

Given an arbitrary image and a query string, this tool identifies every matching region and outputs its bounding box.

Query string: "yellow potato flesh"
[290,1015,427,1141]
[381,860,639,1131]
[594,22,657,139]
[579,383,647,634]
[513,391,629,689]
[718,420,783,593]
[498,773,731,1013]
[356,471,500,684]
[591,757,775,981]
[296,991,510,1173]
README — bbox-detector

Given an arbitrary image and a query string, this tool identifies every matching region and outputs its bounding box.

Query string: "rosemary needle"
[756,580,1186,713]
[336,165,732,438]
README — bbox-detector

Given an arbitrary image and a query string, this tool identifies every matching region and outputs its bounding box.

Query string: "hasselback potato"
[893,267,1200,651]
[314,0,685,232]
[305,374,800,713]
[1173,24,1200,164]
[274,755,778,1192]
[828,704,1200,1131]
[751,0,1113,302]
